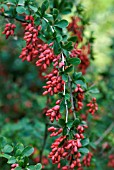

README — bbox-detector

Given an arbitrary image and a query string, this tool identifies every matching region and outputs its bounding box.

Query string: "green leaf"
[22,146,34,157]
[27,165,35,170]
[81,138,89,147]
[0,136,7,149]
[67,120,73,129]
[29,5,38,12]
[63,126,68,136]
[7,0,17,5]
[53,8,59,20]
[78,148,89,154]
[55,20,68,28]
[0,4,9,11]
[58,119,65,126]
[15,149,22,156]
[60,100,66,113]
[89,142,96,149]
[65,93,70,100]
[68,58,81,65]
[73,72,82,80]
[16,143,24,152]
[61,8,71,15]
[35,163,42,170]
[63,49,70,58]
[41,0,49,15]
[63,41,73,51]
[68,36,77,42]
[75,80,87,89]
[62,74,68,82]
[65,66,73,73]
[0,153,11,159]
[18,0,25,6]
[28,163,42,170]
[73,118,80,126]
[7,156,16,164]
[54,40,61,55]
[88,86,99,94]
[16,6,26,14]
[2,145,13,153]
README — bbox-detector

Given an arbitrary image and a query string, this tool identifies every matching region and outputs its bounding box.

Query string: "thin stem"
[39,123,48,162]
[95,123,114,146]
[43,17,54,33]
[68,75,76,119]
[61,53,69,123]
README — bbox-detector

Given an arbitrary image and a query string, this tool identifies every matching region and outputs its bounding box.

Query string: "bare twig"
[62,53,69,123]
[39,123,48,162]
[68,75,76,119]
[95,122,114,146]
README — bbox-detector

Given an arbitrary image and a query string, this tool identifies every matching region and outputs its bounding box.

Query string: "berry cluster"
[48,126,63,137]
[78,45,90,74]
[48,125,88,170]
[2,23,16,39]
[74,84,84,111]
[108,154,114,168]
[67,16,83,42]
[83,152,93,167]
[19,16,41,62]
[43,69,64,96]
[46,100,61,122]
[87,98,98,115]
[71,44,90,74]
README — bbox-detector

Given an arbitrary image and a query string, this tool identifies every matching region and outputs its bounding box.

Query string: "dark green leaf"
[68,36,77,42]
[60,100,66,113]
[73,118,80,126]
[53,8,59,20]
[58,119,65,126]
[55,20,68,28]
[73,72,82,80]
[63,126,68,136]
[65,66,73,73]
[41,0,49,15]
[54,40,61,55]
[81,138,89,147]
[63,41,73,51]
[68,58,81,65]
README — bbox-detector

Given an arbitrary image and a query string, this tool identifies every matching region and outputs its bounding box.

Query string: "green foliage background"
[0,0,114,169]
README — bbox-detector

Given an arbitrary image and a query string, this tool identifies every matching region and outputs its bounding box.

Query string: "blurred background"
[0,0,114,169]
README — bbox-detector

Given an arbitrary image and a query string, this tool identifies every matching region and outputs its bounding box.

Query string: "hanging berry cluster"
[2,23,16,39]
[108,154,114,168]
[68,15,91,74]
[1,0,98,169]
